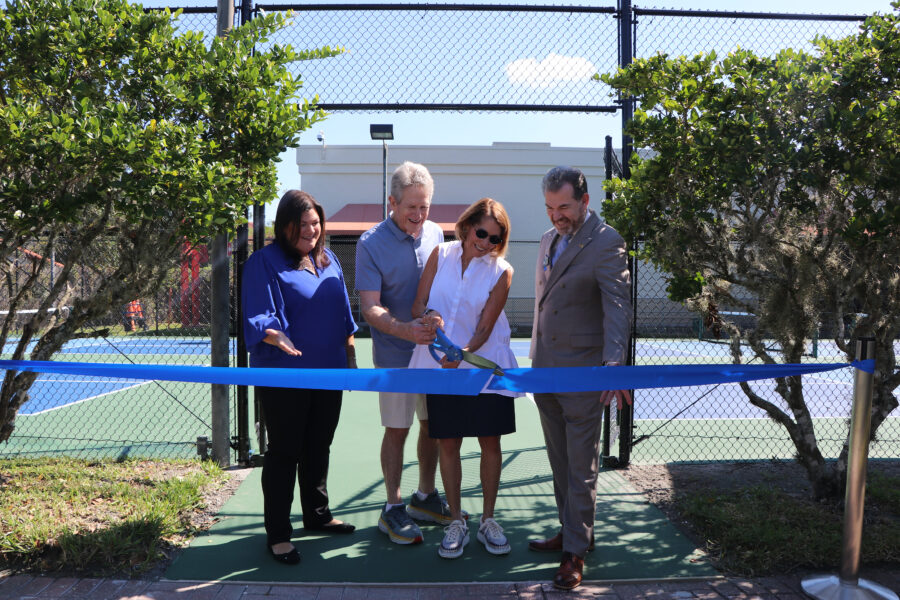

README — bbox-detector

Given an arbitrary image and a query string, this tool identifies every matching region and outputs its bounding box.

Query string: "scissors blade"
[460,350,504,377]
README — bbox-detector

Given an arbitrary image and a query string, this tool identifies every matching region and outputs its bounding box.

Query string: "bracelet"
[424,308,436,316]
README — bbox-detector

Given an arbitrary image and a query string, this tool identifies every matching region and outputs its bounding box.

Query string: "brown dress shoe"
[553,552,584,590]
[527,531,595,553]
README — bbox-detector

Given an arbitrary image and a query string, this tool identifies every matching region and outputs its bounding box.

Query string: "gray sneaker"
[438,519,469,559]
[378,504,424,545]
[477,516,511,555]
[407,489,468,525]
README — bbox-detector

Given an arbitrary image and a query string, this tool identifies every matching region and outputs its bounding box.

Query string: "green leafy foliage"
[0,0,341,442]
[601,3,899,497]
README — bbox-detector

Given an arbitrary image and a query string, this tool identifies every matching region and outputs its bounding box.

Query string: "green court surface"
[164,392,714,583]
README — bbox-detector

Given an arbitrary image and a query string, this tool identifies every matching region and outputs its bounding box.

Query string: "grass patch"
[676,473,900,577]
[0,457,225,576]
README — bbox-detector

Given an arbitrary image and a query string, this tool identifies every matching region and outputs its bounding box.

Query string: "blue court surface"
[2,337,236,356]
[4,337,230,416]
[19,374,151,415]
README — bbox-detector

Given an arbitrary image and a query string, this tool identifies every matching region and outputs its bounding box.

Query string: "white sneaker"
[438,519,469,559]
[477,516,511,555]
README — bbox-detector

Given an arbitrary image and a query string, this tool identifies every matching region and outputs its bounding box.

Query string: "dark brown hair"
[274,190,329,268]
[542,166,588,201]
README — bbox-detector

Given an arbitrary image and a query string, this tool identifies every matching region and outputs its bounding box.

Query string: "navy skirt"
[426,392,516,439]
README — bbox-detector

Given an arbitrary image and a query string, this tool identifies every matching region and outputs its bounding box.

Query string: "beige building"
[296,141,696,336]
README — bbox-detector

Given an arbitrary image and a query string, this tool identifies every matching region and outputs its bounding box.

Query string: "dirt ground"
[620,460,900,578]
[621,459,900,515]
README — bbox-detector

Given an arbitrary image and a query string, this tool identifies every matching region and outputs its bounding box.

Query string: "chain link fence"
[626,7,899,463]
[627,251,900,464]
[3,3,895,465]
[0,237,230,460]
[633,8,868,58]
[259,4,619,110]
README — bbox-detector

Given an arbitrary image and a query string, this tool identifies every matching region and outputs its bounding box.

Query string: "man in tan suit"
[528,166,632,590]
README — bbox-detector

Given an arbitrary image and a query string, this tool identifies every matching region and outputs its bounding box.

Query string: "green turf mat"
[165,393,714,583]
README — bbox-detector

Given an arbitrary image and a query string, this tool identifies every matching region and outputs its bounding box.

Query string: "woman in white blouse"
[409,198,521,560]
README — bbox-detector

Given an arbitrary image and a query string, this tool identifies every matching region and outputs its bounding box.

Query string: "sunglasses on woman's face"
[475,228,502,245]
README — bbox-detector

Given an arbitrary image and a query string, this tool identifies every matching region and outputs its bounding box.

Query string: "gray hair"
[542,166,588,201]
[391,161,434,203]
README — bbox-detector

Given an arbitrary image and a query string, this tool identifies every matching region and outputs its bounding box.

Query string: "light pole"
[370,124,394,220]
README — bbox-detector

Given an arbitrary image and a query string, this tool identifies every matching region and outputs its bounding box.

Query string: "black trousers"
[259,386,343,546]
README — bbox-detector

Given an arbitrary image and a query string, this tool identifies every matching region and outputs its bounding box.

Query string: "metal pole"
[601,134,614,466]
[616,0,635,467]
[232,0,253,468]
[620,0,634,179]
[216,0,233,37]
[802,338,898,600]
[252,202,267,460]
[210,234,231,468]
[210,0,235,468]
[382,141,388,220]
[235,213,250,465]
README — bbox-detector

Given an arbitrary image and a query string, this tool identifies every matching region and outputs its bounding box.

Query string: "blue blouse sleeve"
[241,250,285,355]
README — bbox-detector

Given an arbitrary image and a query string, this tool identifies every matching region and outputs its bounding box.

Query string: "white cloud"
[504,53,597,89]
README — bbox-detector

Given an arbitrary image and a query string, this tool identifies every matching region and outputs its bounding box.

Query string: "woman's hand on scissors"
[422,310,444,331]
[439,355,461,369]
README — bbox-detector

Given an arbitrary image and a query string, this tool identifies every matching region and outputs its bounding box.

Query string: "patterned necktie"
[550,233,571,268]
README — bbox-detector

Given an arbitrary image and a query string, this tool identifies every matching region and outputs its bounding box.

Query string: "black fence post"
[233,1,254,467]
[614,0,636,467]
[600,136,614,465]
[235,211,250,465]
[252,199,268,460]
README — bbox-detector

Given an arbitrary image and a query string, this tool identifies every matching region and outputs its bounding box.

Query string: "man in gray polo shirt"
[356,161,464,545]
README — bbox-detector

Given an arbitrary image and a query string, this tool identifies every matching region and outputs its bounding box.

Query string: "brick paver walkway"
[2,571,898,600]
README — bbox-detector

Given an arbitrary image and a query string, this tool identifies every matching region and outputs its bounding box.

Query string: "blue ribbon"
[0,359,869,396]
[0,360,491,395]
[853,359,875,374]
[488,362,870,393]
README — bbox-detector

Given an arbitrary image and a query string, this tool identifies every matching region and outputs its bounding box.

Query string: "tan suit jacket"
[528,210,632,556]
[530,211,631,367]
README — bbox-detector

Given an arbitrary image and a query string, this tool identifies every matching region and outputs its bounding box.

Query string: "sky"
[147,0,897,220]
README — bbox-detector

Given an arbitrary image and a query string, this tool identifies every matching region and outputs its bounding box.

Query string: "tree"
[0,0,341,444]
[601,4,899,498]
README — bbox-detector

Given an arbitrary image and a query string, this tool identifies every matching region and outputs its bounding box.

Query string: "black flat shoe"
[269,546,301,565]
[305,521,356,534]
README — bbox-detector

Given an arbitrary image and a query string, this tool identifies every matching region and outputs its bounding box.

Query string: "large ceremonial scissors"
[428,329,505,377]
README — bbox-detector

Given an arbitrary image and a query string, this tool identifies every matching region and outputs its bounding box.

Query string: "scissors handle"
[429,328,464,364]
[429,329,503,375]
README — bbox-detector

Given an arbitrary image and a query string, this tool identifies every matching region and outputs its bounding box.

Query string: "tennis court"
[2,336,228,458]
[624,338,900,462]
[2,337,897,461]
[5,337,234,417]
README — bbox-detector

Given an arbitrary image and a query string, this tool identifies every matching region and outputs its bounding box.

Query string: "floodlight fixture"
[369,124,394,140]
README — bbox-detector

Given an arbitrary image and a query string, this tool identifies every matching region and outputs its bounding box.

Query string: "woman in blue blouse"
[242,190,358,565]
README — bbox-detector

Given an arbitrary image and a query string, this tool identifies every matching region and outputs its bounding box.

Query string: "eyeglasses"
[475,228,502,245]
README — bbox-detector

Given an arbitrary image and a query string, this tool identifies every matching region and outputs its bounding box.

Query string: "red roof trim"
[326,203,469,236]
